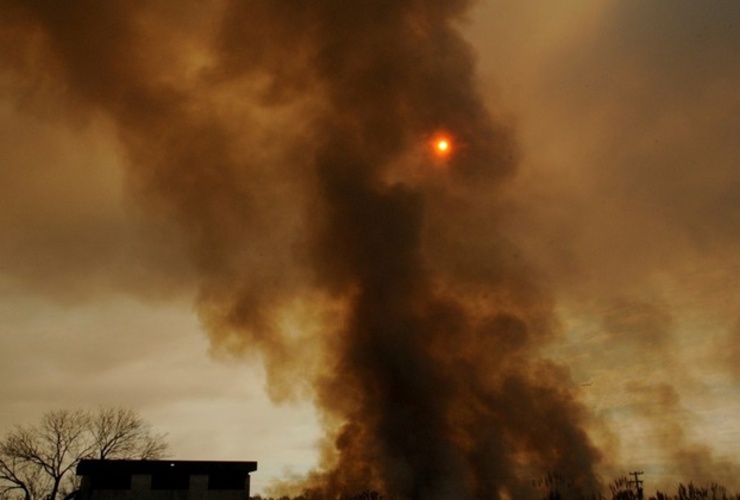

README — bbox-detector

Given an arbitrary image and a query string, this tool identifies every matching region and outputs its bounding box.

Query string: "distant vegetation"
[250,478,740,500]
[649,483,740,500]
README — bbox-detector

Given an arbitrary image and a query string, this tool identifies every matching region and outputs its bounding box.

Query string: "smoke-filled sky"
[1,1,740,497]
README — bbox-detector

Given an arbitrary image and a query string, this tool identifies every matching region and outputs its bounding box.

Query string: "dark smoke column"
[227,2,604,499]
[0,0,603,497]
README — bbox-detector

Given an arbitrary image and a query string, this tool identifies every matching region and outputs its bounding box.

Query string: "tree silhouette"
[0,407,168,500]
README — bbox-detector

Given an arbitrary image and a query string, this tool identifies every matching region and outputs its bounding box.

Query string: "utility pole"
[628,471,644,500]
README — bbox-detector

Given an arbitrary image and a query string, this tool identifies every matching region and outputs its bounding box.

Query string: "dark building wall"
[76,460,256,500]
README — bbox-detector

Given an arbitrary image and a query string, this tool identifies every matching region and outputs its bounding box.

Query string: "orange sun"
[431,135,453,159]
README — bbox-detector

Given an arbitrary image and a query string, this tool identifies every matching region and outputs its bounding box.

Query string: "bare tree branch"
[88,407,168,460]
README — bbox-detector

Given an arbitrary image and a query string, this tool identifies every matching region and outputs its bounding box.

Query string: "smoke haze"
[1,0,740,497]
[468,0,740,491]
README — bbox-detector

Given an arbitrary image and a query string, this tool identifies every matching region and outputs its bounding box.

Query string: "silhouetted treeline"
[251,491,382,500]
[650,482,740,500]
[249,480,740,500]
[251,492,382,500]
[606,476,740,500]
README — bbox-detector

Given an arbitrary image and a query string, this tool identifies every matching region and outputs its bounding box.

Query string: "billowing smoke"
[0,1,603,497]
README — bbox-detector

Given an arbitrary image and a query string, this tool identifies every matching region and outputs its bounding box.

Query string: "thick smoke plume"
[0,1,602,497]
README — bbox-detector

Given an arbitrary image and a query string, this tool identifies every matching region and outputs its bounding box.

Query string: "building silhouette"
[76,459,258,499]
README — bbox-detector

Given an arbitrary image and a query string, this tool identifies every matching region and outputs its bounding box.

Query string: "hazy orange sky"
[1,1,739,496]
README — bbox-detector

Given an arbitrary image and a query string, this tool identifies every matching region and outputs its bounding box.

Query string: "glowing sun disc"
[432,136,453,158]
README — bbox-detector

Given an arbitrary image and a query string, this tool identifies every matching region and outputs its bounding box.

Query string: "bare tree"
[0,407,168,500]
[88,407,167,460]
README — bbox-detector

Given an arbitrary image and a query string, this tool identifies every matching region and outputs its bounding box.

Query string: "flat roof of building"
[77,460,258,476]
